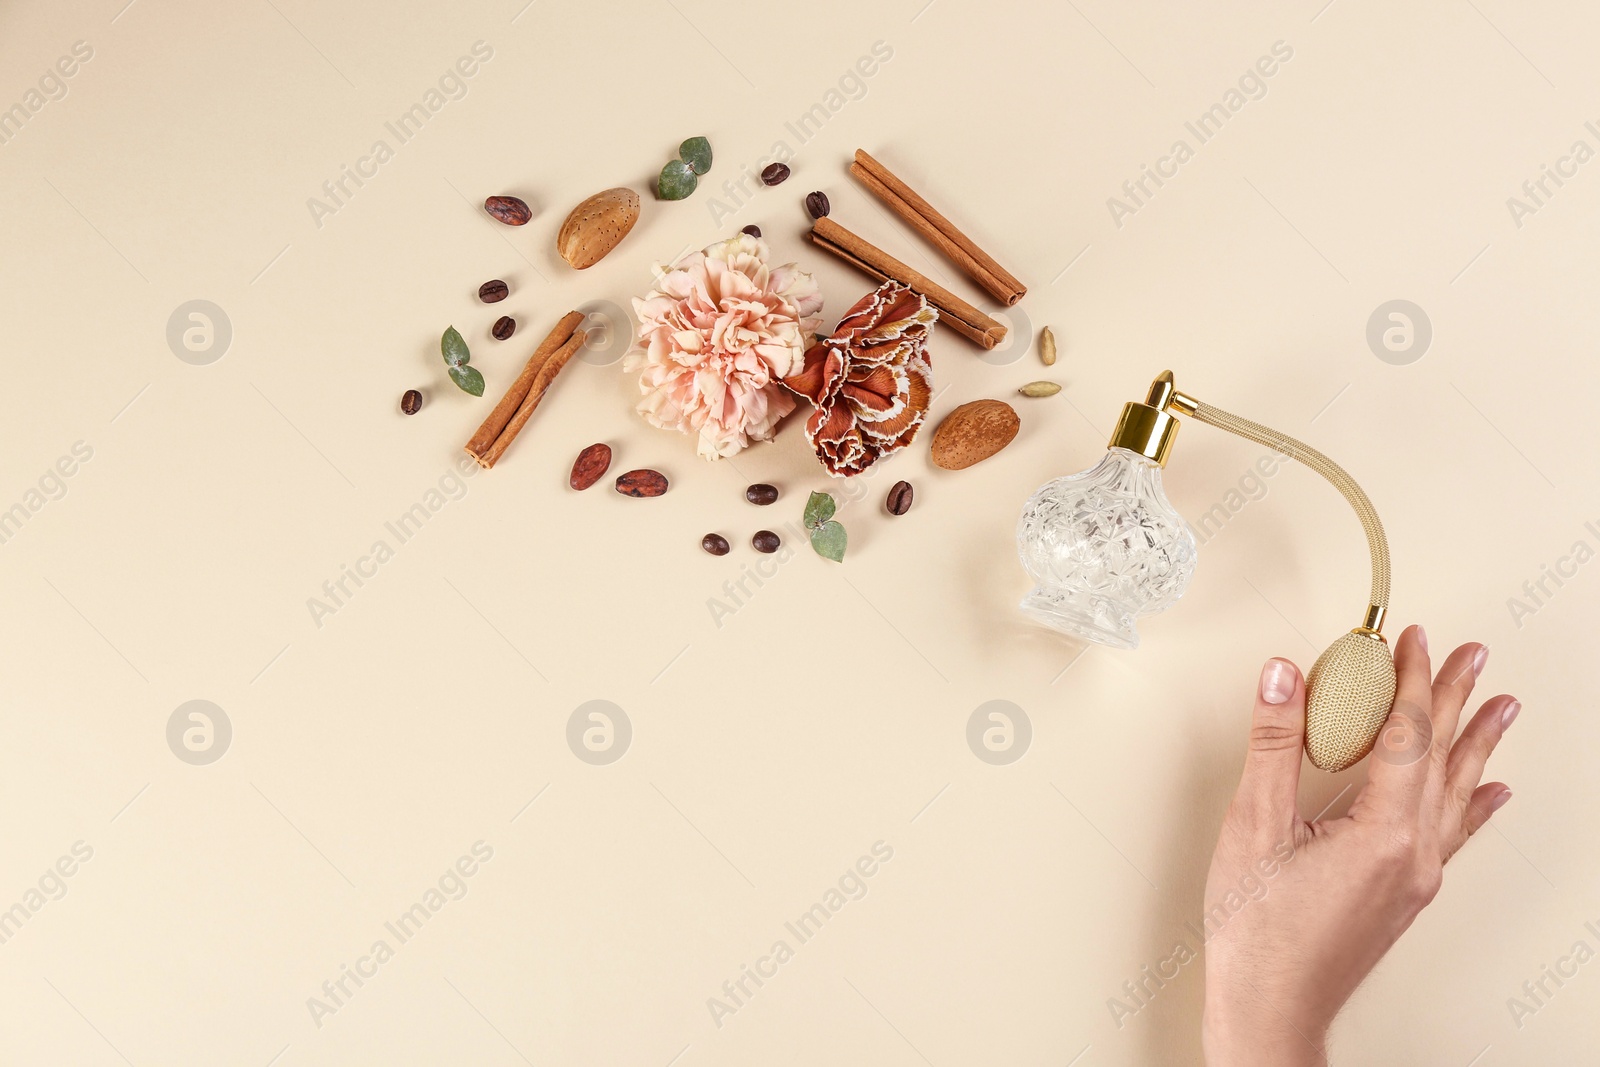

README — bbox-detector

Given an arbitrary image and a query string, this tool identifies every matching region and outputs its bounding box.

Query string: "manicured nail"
[1416,626,1429,654]
[1501,700,1520,731]
[1472,645,1490,678]
[1490,788,1512,812]
[1261,659,1295,705]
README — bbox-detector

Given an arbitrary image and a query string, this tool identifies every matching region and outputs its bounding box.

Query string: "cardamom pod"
[1018,381,1061,398]
[1039,326,1057,366]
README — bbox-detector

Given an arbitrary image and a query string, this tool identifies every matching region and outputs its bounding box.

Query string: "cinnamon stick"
[466,310,584,464]
[474,327,586,468]
[851,149,1027,307]
[809,216,1005,349]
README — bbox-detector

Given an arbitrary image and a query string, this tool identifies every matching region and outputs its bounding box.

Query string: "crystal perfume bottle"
[1016,379,1196,650]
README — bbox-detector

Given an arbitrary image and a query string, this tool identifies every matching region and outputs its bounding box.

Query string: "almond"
[557,187,640,270]
[930,400,1020,470]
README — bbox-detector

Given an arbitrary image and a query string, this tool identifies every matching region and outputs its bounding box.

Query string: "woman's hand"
[1201,626,1517,1064]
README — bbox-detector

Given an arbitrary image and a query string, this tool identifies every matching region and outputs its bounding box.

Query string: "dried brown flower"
[781,281,938,477]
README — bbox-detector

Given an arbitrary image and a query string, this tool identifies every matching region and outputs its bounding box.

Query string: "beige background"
[1,0,1595,1062]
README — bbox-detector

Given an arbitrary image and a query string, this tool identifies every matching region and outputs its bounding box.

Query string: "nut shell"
[557,187,641,270]
[930,400,1020,470]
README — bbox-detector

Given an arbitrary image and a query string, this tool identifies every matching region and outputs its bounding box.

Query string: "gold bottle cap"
[1108,371,1180,466]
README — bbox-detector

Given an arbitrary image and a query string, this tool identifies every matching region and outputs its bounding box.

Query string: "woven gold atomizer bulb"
[1017,371,1396,771]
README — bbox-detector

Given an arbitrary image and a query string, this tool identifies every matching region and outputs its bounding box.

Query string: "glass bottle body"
[1016,447,1197,649]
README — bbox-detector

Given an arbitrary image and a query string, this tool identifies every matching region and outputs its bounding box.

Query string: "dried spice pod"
[930,399,1020,470]
[492,316,516,340]
[400,389,423,415]
[1039,326,1057,366]
[479,279,509,303]
[886,480,914,515]
[1018,381,1061,398]
[760,163,790,186]
[805,191,830,219]
[615,469,669,497]
[701,533,730,556]
[569,443,612,490]
[484,195,532,225]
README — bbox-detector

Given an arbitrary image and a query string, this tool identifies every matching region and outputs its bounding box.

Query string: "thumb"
[1235,658,1306,829]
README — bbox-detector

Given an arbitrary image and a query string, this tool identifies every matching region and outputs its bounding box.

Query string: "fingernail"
[1501,700,1520,731]
[1261,659,1295,705]
[1472,645,1490,678]
[1417,626,1429,654]
[1491,788,1512,812]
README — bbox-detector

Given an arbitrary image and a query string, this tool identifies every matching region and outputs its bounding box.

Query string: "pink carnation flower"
[626,235,823,459]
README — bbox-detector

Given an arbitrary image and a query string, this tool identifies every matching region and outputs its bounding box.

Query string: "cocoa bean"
[615,469,668,497]
[569,444,612,490]
[485,196,532,225]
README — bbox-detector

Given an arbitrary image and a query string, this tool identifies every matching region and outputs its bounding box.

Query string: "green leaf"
[679,136,713,175]
[810,520,847,562]
[657,159,697,201]
[448,364,485,396]
[441,325,470,368]
[803,490,836,528]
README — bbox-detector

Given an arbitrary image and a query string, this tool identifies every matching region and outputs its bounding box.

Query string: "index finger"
[1355,625,1434,818]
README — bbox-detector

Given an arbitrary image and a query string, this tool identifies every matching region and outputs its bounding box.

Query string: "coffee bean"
[701,533,731,556]
[741,224,762,238]
[760,163,790,186]
[752,530,781,553]
[400,389,422,415]
[478,279,508,303]
[615,469,668,497]
[492,315,516,340]
[805,191,830,219]
[484,195,532,226]
[569,443,612,491]
[745,483,778,506]
[886,480,914,515]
